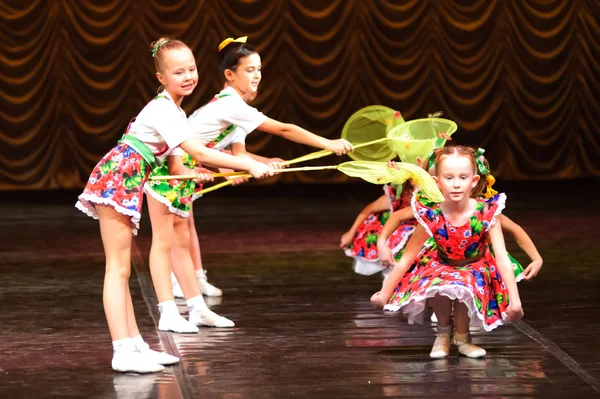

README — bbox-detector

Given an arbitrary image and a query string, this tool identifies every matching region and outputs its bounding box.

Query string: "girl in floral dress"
[378,151,543,281]
[75,37,273,373]
[370,146,524,359]
[143,36,354,331]
[340,182,417,279]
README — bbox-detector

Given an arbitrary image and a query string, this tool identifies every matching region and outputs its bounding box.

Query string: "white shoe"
[189,309,235,328]
[112,350,164,373]
[429,333,451,359]
[453,333,486,358]
[135,341,180,365]
[198,270,223,297]
[158,313,199,333]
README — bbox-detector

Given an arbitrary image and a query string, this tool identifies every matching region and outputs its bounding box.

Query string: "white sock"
[132,335,144,346]
[437,324,452,335]
[186,295,208,314]
[158,300,179,316]
[112,337,134,353]
[195,269,205,280]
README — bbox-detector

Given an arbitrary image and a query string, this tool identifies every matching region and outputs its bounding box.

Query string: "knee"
[151,236,174,253]
[105,262,131,280]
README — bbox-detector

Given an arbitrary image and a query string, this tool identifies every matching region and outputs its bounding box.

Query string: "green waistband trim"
[118,135,158,170]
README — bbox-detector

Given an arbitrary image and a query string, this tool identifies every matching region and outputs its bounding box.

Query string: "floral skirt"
[345,210,417,276]
[75,143,150,235]
[143,153,201,217]
[384,248,512,332]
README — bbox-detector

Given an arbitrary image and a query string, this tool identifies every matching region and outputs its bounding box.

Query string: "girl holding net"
[144,36,354,331]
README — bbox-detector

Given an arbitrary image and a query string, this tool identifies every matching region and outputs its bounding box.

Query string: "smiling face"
[224,52,261,99]
[156,47,198,103]
[435,154,480,202]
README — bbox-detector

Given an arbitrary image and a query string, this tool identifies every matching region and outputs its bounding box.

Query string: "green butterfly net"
[387,118,458,165]
[341,105,405,162]
[336,161,444,202]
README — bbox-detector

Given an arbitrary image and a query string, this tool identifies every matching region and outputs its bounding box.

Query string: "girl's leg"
[146,194,176,303]
[126,288,180,365]
[171,214,203,298]
[147,194,198,334]
[96,205,163,373]
[171,204,223,297]
[171,214,234,328]
[188,205,223,297]
[188,205,204,272]
[429,294,452,327]
[452,301,486,358]
[97,205,134,341]
[428,294,453,358]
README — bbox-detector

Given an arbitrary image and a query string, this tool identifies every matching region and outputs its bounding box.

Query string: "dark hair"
[471,156,492,198]
[218,42,257,75]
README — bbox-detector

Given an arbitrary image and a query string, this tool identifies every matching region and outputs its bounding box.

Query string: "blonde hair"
[150,37,189,92]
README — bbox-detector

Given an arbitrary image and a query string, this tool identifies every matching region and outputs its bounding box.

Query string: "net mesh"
[387,118,458,164]
[341,106,404,162]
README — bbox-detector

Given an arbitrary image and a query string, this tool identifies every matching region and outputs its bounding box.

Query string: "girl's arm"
[230,142,284,170]
[340,195,390,248]
[166,155,214,183]
[258,118,354,156]
[488,219,524,321]
[499,215,543,280]
[371,225,429,307]
[377,207,416,266]
[246,152,285,165]
[179,138,273,180]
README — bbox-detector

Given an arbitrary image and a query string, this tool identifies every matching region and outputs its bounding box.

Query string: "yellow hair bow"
[484,174,498,198]
[218,36,248,52]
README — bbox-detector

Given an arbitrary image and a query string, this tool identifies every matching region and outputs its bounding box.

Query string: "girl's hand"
[193,167,215,184]
[370,291,387,308]
[218,168,249,186]
[326,139,354,156]
[505,302,524,322]
[266,157,286,172]
[377,240,395,267]
[523,259,543,281]
[340,230,354,248]
[228,176,250,186]
[248,162,274,180]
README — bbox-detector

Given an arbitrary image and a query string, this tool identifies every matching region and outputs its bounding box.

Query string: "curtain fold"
[1,0,598,189]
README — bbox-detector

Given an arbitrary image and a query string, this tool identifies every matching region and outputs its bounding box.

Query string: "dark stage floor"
[0,180,599,398]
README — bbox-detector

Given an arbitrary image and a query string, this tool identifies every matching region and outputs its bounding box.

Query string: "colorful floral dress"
[384,192,512,331]
[76,143,150,234]
[143,95,237,217]
[345,185,418,276]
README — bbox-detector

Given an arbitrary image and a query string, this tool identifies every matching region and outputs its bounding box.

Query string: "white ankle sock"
[112,337,134,353]
[186,295,208,314]
[195,269,206,280]
[132,335,145,347]
[437,324,452,335]
[158,300,179,316]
